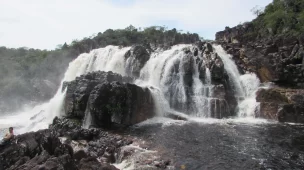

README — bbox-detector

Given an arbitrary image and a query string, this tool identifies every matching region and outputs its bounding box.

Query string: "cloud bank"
[0,0,272,49]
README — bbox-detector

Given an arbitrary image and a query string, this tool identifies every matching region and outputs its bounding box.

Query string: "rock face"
[63,71,155,128]
[0,117,125,170]
[87,82,155,128]
[216,24,304,123]
[63,71,133,119]
[216,24,304,88]
[125,45,150,78]
[256,88,304,123]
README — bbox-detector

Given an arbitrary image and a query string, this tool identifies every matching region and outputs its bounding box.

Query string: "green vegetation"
[252,0,304,36]
[68,25,199,53]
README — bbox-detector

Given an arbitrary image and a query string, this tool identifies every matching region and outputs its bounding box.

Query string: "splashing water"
[213,45,261,117]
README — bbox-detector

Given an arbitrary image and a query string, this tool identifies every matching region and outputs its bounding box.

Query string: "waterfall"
[213,45,245,98]
[213,45,260,117]
[0,44,262,133]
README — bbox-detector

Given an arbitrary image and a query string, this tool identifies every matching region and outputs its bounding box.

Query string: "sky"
[0,0,272,50]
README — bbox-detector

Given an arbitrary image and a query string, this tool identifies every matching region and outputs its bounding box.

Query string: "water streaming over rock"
[213,45,260,117]
[0,44,261,133]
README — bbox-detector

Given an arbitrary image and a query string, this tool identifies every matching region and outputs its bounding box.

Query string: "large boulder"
[63,71,155,128]
[63,71,133,119]
[125,45,150,78]
[210,53,225,84]
[256,88,304,123]
[87,82,155,128]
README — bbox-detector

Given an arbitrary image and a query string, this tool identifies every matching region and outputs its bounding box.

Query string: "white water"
[213,45,261,117]
[0,44,263,135]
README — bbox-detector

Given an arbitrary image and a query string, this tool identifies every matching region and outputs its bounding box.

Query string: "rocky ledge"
[63,71,155,128]
[256,87,304,123]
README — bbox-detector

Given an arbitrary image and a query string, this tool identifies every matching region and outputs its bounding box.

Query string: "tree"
[251,5,264,16]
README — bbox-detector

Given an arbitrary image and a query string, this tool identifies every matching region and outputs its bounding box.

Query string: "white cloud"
[0,0,272,49]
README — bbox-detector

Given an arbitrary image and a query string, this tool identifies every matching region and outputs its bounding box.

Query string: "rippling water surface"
[125,118,304,170]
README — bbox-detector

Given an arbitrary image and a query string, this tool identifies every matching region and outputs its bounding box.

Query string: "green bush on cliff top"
[254,0,304,35]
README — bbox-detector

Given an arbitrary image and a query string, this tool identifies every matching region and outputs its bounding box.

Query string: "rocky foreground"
[0,116,171,170]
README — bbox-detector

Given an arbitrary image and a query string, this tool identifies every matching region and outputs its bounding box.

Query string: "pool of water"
[124,118,304,170]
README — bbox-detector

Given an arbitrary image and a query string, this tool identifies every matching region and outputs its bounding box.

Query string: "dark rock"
[206,43,213,53]
[256,88,304,123]
[79,157,118,170]
[290,94,304,105]
[278,104,304,123]
[216,25,304,88]
[0,117,132,170]
[181,52,194,87]
[212,85,226,99]
[88,82,155,128]
[256,88,289,104]
[63,71,133,119]
[210,54,225,83]
[197,59,206,82]
[125,45,150,78]
[74,150,88,161]
[258,102,279,120]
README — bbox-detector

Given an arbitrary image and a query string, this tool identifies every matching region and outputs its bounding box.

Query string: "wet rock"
[74,150,88,161]
[125,45,150,78]
[0,117,133,170]
[181,52,194,87]
[210,99,230,118]
[198,60,206,82]
[63,71,133,119]
[210,54,225,84]
[88,82,155,128]
[63,71,154,128]
[79,157,118,170]
[206,43,213,53]
[278,104,304,123]
[258,102,279,120]
[256,88,304,123]
[212,85,226,99]
[256,88,289,104]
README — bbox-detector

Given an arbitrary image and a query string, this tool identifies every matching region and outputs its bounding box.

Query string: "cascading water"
[0,43,262,134]
[213,45,260,117]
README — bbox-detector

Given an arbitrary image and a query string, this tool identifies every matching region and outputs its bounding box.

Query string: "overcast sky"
[0,0,272,50]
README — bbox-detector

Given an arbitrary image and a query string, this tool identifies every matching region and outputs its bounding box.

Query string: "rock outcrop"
[125,45,150,78]
[63,71,155,128]
[216,23,304,123]
[63,71,133,119]
[0,117,128,170]
[87,82,155,128]
[256,88,304,123]
[216,24,304,88]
